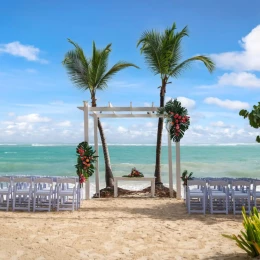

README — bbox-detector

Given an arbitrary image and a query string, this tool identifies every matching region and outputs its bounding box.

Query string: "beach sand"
[0,198,247,260]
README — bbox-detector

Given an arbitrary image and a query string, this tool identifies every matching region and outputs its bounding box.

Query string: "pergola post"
[83,101,90,200]
[93,114,100,197]
[176,142,181,199]
[168,130,173,198]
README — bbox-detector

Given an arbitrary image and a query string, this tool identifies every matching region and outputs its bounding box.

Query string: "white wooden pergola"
[78,101,181,199]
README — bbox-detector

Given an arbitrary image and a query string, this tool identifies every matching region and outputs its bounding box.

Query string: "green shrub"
[181,170,193,186]
[223,207,260,257]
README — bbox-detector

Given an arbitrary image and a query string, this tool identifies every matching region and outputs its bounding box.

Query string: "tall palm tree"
[137,23,215,185]
[63,39,139,187]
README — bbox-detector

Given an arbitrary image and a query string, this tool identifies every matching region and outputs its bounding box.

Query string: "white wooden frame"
[78,101,181,200]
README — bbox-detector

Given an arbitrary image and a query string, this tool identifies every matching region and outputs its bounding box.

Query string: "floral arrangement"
[75,141,98,186]
[123,167,144,178]
[158,99,190,142]
[181,170,193,186]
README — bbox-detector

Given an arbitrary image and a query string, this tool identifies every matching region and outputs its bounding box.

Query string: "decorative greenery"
[122,168,144,178]
[75,142,98,185]
[181,170,193,186]
[223,207,260,258]
[158,99,190,142]
[239,102,260,143]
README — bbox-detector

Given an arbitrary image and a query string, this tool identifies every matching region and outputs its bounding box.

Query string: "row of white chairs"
[186,179,260,215]
[0,176,81,212]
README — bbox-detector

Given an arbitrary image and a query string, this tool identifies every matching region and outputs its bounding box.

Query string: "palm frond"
[137,30,164,75]
[170,55,215,78]
[62,39,90,90]
[97,62,139,90]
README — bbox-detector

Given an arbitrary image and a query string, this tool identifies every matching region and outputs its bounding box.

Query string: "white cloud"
[8,112,15,117]
[177,97,196,110]
[16,114,51,123]
[204,97,250,110]
[211,25,260,71]
[210,121,226,127]
[165,96,196,110]
[56,120,72,127]
[117,126,128,134]
[218,72,260,88]
[0,41,48,63]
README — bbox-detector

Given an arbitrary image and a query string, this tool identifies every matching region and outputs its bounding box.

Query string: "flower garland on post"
[158,99,190,142]
[75,141,98,186]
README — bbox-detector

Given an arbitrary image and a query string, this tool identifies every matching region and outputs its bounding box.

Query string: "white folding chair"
[231,180,251,215]
[13,177,33,211]
[0,177,12,211]
[253,180,260,209]
[33,178,53,212]
[56,178,77,211]
[187,180,207,214]
[208,180,229,214]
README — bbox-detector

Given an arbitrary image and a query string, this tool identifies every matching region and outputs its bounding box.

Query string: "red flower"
[79,174,86,184]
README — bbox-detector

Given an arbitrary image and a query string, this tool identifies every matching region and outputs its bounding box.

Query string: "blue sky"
[0,0,260,144]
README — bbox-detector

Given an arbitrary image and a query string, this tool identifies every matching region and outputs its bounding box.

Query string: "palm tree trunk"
[98,119,114,187]
[91,93,114,188]
[154,81,166,184]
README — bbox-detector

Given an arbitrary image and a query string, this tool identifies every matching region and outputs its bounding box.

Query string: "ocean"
[0,144,260,195]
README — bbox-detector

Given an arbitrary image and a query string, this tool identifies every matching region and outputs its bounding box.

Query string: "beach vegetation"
[223,207,260,258]
[137,23,215,185]
[63,39,139,187]
[239,102,260,143]
[181,170,193,186]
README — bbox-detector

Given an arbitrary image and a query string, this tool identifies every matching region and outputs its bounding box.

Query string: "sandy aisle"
[0,198,247,260]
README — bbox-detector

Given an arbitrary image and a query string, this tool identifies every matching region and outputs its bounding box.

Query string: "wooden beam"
[78,106,158,112]
[89,114,163,118]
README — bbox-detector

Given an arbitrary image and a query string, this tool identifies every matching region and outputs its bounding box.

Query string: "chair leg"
[33,195,36,212]
[6,194,9,212]
[28,195,30,212]
[12,193,16,212]
[226,196,228,215]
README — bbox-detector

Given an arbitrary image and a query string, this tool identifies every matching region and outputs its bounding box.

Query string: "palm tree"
[63,39,139,187]
[137,23,215,185]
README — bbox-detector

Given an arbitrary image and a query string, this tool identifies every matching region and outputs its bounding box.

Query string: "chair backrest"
[253,180,260,186]
[57,178,76,184]
[187,180,206,187]
[34,178,53,184]
[231,180,251,187]
[0,177,11,183]
[13,177,32,184]
[208,180,229,187]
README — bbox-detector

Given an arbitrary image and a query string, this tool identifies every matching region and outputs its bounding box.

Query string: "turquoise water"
[0,144,260,189]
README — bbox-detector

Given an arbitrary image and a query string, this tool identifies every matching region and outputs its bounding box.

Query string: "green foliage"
[63,39,139,100]
[239,102,260,143]
[137,22,215,79]
[75,142,98,183]
[223,207,260,258]
[158,99,190,142]
[181,170,193,186]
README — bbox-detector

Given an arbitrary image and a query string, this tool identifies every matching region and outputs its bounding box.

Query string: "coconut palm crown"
[137,23,215,184]
[63,39,139,187]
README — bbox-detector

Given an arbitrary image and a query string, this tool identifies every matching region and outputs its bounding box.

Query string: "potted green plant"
[181,170,193,200]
